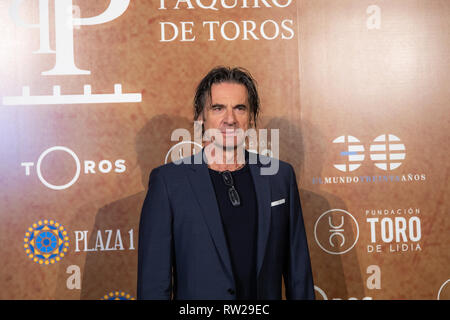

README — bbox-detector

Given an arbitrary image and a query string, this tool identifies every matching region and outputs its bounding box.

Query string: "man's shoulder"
[252,152,292,168]
[250,151,295,178]
[150,158,192,176]
[148,152,203,181]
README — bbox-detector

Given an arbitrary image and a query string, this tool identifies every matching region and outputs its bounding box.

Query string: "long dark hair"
[193,66,260,127]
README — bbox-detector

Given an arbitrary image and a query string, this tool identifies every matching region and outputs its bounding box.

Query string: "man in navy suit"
[137,67,314,300]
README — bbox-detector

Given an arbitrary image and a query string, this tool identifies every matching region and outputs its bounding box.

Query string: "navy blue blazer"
[137,150,315,300]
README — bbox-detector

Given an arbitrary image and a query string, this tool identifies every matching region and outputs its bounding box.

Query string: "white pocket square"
[271,198,285,207]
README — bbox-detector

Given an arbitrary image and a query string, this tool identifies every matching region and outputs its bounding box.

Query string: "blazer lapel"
[185,152,234,282]
[248,153,272,278]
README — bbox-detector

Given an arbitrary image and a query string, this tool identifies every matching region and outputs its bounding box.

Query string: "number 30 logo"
[333,134,406,172]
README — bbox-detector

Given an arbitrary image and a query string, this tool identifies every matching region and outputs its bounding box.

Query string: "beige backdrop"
[0,0,448,300]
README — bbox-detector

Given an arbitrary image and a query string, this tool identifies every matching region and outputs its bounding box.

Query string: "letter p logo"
[10,0,130,75]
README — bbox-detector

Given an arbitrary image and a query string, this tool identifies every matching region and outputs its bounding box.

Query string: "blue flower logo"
[101,291,135,300]
[24,220,69,265]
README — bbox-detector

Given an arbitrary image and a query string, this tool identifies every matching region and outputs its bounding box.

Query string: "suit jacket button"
[228,288,235,295]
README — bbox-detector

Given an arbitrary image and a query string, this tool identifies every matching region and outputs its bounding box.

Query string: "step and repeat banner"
[0,0,448,300]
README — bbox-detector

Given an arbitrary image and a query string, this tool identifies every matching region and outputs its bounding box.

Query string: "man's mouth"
[221,129,238,135]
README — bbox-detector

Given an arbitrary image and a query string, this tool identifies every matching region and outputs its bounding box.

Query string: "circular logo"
[101,291,135,300]
[165,141,203,164]
[332,135,365,172]
[24,220,69,265]
[437,279,450,300]
[314,286,328,300]
[369,134,406,171]
[314,209,359,255]
[36,146,81,190]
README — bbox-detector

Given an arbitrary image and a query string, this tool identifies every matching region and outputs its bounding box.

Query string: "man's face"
[203,82,251,150]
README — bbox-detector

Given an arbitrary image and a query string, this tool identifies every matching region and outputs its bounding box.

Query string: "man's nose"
[224,107,237,125]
